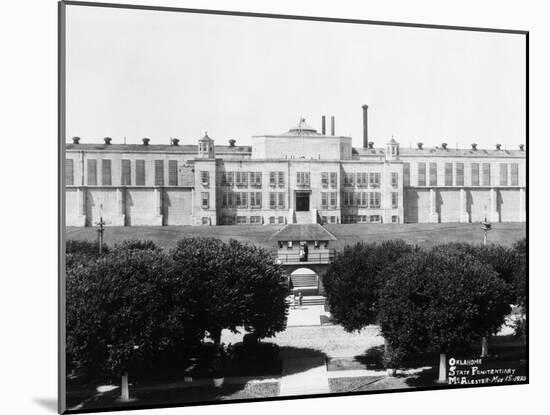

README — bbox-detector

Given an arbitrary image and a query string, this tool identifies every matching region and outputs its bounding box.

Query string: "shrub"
[322,240,416,332]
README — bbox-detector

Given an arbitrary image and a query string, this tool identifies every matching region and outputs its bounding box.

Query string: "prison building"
[65,108,526,227]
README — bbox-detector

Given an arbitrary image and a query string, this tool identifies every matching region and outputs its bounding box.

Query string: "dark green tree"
[378,249,511,382]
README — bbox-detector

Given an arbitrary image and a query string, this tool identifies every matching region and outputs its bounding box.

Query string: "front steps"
[290,295,326,306]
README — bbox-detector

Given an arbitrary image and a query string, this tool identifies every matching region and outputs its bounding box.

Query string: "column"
[76,187,87,226]
[114,188,125,226]
[489,188,500,222]
[459,189,469,223]
[519,188,526,222]
[429,188,439,223]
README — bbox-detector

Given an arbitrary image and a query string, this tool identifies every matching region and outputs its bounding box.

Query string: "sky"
[65,5,526,150]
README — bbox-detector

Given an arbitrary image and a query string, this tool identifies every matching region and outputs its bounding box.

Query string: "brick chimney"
[519,144,525,151]
[72,136,80,144]
[362,105,369,148]
[104,137,112,145]
[171,138,180,146]
[471,143,477,150]
[495,143,501,150]
[142,137,150,145]
[368,141,374,149]
[229,139,236,147]
[441,142,448,150]
[330,116,335,136]
[417,142,423,150]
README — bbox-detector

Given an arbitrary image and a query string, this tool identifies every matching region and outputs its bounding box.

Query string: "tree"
[322,240,415,332]
[227,239,289,339]
[431,242,518,356]
[512,238,527,340]
[66,246,178,400]
[378,249,511,382]
[170,238,289,344]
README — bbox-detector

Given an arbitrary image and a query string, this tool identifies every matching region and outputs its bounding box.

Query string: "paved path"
[286,305,330,327]
[279,357,330,396]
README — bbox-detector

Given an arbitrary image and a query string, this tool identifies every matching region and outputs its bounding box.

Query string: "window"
[250,172,262,187]
[482,163,491,186]
[330,216,336,224]
[202,217,209,225]
[358,215,367,223]
[121,159,131,185]
[321,192,328,209]
[357,172,367,187]
[65,159,74,185]
[250,192,262,208]
[369,215,382,223]
[344,173,354,187]
[222,216,235,225]
[101,160,112,186]
[278,192,285,209]
[269,216,276,224]
[429,162,437,186]
[296,172,310,186]
[392,215,399,223]
[343,191,354,206]
[511,163,519,186]
[418,162,426,187]
[368,172,380,188]
[236,216,247,224]
[330,172,337,188]
[201,192,209,209]
[236,192,248,208]
[200,170,209,186]
[500,163,508,186]
[329,192,337,209]
[269,172,277,187]
[369,192,381,208]
[287,241,293,248]
[87,159,97,185]
[222,192,234,208]
[236,171,248,187]
[223,172,234,186]
[250,216,262,224]
[444,163,453,186]
[278,172,285,188]
[321,216,327,224]
[456,163,464,186]
[278,216,285,224]
[168,160,178,186]
[270,192,277,209]
[471,163,480,186]
[403,163,410,187]
[321,172,329,188]
[155,160,164,186]
[134,160,145,186]
[358,192,367,207]
[391,172,399,189]
[391,192,398,209]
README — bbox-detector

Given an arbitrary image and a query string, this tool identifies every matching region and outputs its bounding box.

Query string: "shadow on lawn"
[66,345,328,411]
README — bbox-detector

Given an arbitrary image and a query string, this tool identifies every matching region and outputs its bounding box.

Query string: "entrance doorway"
[295,192,310,211]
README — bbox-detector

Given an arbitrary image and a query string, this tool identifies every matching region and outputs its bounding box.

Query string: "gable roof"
[269,224,337,242]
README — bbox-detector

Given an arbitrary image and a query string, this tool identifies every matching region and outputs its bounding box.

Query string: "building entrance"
[295,192,310,211]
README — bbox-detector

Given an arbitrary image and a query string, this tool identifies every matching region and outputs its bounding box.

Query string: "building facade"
[65,110,526,227]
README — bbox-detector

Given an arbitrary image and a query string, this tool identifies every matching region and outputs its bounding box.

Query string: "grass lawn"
[66,222,525,252]
[67,380,280,411]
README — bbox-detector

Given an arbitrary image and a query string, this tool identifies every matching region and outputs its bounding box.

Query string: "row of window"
[342,172,389,188]
[342,215,389,224]
[219,215,266,225]
[404,162,520,187]
[341,191,394,208]
[66,159,178,186]
[219,171,263,188]
[219,192,264,209]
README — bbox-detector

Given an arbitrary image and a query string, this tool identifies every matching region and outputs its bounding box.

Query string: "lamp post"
[96,217,106,255]
[480,216,492,357]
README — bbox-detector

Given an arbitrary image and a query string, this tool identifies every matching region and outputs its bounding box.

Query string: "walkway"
[279,357,330,396]
[286,305,331,327]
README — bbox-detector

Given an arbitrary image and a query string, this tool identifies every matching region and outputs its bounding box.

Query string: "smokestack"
[321,116,326,135]
[362,105,369,148]
[331,116,335,136]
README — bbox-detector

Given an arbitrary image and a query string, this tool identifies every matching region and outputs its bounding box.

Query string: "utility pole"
[96,216,106,255]
[480,215,492,357]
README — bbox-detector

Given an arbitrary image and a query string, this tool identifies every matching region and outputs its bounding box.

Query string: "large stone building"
[65,106,526,227]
